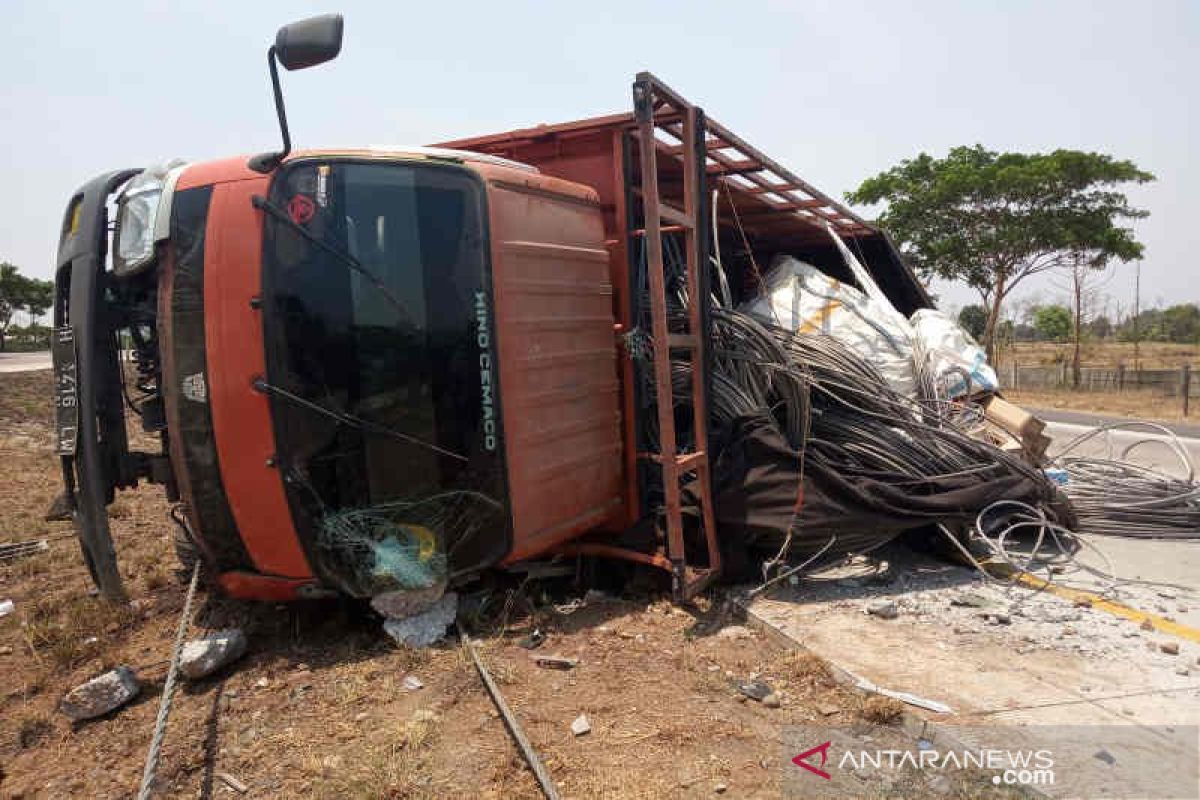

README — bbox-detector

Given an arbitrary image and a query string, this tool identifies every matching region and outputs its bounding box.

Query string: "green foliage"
[847,145,1153,354]
[1033,304,1072,342]
[0,262,54,351]
[1117,304,1200,344]
[957,304,988,340]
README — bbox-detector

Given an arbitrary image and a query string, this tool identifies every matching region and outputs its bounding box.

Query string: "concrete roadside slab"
[742,544,1200,798]
[0,351,51,373]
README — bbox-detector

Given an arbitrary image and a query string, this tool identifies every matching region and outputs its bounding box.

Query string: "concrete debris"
[60,666,140,721]
[532,655,577,670]
[0,599,13,618]
[1160,641,1180,655]
[949,592,992,608]
[570,713,591,736]
[816,702,840,716]
[866,600,898,619]
[401,675,424,691]
[180,629,248,680]
[716,625,755,640]
[735,679,773,702]
[519,629,546,650]
[714,782,728,794]
[382,592,458,648]
[216,772,248,794]
[370,583,448,620]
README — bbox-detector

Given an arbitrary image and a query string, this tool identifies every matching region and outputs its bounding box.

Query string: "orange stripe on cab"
[204,178,313,579]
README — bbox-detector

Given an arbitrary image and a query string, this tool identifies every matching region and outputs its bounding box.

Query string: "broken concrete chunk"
[61,666,140,721]
[866,600,898,619]
[370,582,447,619]
[570,713,591,736]
[715,625,754,640]
[0,599,13,618]
[401,675,424,691]
[949,592,991,609]
[735,679,773,701]
[180,629,248,680]
[382,592,458,648]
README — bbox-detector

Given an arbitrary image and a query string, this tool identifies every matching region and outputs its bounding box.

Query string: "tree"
[23,277,52,326]
[1033,305,1072,342]
[1054,259,1112,388]
[0,262,52,352]
[957,304,987,341]
[847,146,1153,360]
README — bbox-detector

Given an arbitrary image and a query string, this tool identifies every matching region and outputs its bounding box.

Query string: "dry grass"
[997,341,1198,369]
[858,695,906,724]
[22,592,137,669]
[1007,387,1194,422]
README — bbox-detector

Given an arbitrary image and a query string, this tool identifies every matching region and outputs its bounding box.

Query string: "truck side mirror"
[275,13,344,71]
[248,13,345,174]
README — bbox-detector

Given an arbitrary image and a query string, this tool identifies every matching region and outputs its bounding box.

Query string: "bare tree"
[1052,257,1113,388]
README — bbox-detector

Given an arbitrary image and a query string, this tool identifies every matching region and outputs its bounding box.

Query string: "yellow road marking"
[986,563,1200,645]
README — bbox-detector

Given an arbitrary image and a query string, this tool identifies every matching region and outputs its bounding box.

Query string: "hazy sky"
[3,0,1195,319]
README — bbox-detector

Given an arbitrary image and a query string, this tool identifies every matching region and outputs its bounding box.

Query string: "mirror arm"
[248,46,291,174]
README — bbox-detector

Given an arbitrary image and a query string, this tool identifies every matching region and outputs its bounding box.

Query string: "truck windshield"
[262,160,509,594]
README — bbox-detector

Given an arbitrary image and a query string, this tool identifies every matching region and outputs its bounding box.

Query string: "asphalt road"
[1028,405,1200,438]
[0,351,51,373]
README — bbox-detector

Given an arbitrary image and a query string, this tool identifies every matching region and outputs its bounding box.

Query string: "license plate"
[53,326,79,456]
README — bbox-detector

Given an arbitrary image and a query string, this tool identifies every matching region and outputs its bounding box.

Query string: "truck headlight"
[113,161,186,277]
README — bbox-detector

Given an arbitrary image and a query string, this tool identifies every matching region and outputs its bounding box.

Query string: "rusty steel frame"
[630,72,721,601]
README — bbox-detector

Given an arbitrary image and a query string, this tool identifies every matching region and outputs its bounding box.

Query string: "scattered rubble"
[715,625,754,640]
[60,666,140,721]
[532,655,577,670]
[370,583,448,619]
[734,679,773,702]
[216,772,249,794]
[866,600,898,619]
[179,629,247,680]
[518,628,545,650]
[382,592,458,647]
[570,713,591,736]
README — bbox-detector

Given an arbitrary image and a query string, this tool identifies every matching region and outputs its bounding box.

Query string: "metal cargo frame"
[437,73,930,600]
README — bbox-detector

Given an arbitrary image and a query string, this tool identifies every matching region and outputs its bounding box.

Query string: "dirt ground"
[0,368,1030,800]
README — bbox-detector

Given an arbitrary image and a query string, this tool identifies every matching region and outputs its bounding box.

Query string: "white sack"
[740,229,917,397]
[909,308,999,397]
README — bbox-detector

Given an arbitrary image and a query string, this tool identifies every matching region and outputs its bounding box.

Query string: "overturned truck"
[52,14,1063,605]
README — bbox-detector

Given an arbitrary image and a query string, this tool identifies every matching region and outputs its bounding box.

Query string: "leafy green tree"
[957,304,988,341]
[847,146,1153,359]
[0,263,28,352]
[22,276,53,325]
[1033,305,1072,342]
[0,262,53,352]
